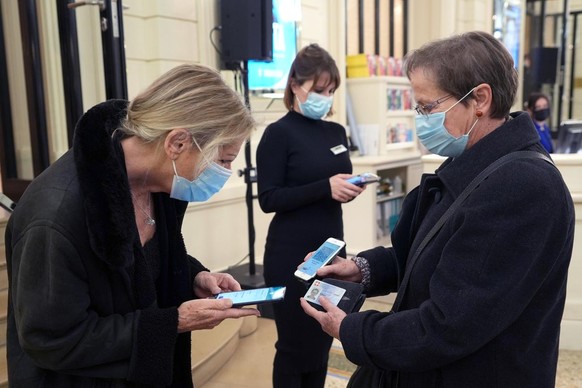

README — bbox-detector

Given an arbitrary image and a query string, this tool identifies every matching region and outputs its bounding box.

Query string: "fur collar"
[73,99,137,268]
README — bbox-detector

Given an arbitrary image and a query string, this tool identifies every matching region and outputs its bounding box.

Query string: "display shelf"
[343,153,423,255]
[347,76,417,156]
[377,193,405,203]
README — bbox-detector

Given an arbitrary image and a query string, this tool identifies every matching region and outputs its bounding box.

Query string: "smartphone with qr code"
[294,238,346,281]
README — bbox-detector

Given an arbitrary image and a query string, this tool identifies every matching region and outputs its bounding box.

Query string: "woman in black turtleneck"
[256,44,364,388]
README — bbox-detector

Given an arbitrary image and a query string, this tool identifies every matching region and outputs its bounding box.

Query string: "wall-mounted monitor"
[248,0,301,98]
[556,120,582,154]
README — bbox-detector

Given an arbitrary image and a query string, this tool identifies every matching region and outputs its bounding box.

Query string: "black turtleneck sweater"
[256,110,352,372]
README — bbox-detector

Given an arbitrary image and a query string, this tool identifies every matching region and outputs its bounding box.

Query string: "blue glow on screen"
[248,0,299,92]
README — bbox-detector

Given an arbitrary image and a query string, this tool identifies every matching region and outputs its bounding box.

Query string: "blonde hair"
[120,64,255,169]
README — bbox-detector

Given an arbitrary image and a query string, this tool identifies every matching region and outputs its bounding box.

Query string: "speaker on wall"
[531,47,559,85]
[220,0,273,66]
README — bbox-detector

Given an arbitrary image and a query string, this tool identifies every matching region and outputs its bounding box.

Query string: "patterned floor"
[326,339,357,387]
[327,340,582,388]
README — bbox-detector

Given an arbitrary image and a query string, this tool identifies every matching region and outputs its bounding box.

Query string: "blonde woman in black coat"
[6,64,259,387]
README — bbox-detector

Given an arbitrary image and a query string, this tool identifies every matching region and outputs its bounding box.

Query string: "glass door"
[0,0,127,204]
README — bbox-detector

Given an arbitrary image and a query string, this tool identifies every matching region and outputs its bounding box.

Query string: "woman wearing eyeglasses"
[301,31,574,388]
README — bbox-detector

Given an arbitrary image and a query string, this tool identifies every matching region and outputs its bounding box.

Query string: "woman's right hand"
[315,256,363,283]
[177,298,260,333]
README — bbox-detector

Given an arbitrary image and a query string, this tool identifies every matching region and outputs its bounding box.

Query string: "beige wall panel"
[299,2,329,47]
[362,0,374,54]
[145,0,198,20]
[123,16,149,61]
[346,0,359,55]
[144,18,200,62]
[123,0,148,17]
[408,0,495,55]
[125,60,149,99]
[393,0,404,57]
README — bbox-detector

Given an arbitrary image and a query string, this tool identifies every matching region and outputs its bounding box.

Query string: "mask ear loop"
[466,118,479,136]
[191,136,212,175]
[464,108,484,137]
[171,160,179,176]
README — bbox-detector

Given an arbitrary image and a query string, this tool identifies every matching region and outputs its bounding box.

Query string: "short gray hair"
[403,31,518,119]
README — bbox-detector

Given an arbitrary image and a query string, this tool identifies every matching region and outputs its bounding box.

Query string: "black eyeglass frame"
[414,94,454,117]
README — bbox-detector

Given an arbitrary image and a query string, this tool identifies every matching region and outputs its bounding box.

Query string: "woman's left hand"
[194,271,241,298]
[300,296,347,339]
[330,174,365,203]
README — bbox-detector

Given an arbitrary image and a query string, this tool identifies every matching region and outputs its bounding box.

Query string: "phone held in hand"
[346,172,380,187]
[294,237,346,281]
[212,286,286,307]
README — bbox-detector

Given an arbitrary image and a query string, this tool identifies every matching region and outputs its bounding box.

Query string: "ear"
[472,83,493,115]
[290,79,301,96]
[164,128,192,160]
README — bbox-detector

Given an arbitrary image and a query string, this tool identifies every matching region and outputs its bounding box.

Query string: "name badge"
[330,144,348,155]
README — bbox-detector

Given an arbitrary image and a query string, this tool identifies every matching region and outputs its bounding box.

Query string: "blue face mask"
[415,87,478,157]
[298,88,333,120]
[170,160,232,202]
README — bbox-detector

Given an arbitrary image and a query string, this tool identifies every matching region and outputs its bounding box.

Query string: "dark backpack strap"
[392,151,553,311]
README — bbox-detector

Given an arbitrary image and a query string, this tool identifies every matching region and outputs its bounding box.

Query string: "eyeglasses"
[414,94,453,117]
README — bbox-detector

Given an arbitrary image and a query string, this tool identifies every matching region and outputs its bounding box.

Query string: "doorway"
[0,0,127,202]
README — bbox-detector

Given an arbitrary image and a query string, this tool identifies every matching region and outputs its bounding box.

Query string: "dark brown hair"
[283,43,341,115]
[526,92,551,111]
[403,31,518,119]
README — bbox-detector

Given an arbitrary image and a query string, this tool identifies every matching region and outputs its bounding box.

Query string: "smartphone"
[0,192,16,213]
[212,286,286,307]
[346,172,380,187]
[294,237,346,281]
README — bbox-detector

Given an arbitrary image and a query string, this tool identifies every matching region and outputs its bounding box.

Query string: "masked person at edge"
[300,31,575,388]
[5,64,260,387]
[256,43,364,388]
[527,92,554,153]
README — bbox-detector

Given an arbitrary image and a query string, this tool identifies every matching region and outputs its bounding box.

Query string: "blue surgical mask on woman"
[415,87,479,157]
[170,160,232,202]
[297,88,333,120]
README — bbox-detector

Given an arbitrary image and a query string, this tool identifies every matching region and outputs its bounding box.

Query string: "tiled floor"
[200,297,582,388]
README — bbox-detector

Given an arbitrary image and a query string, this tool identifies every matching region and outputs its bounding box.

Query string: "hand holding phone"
[212,286,286,307]
[346,172,380,187]
[294,238,346,281]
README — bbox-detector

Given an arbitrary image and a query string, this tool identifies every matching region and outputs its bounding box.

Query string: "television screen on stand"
[248,0,300,98]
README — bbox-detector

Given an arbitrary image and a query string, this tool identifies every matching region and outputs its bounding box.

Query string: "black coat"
[5,100,207,387]
[340,112,575,387]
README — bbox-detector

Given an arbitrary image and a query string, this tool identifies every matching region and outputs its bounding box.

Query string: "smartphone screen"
[213,286,286,307]
[346,172,380,187]
[297,239,345,279]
